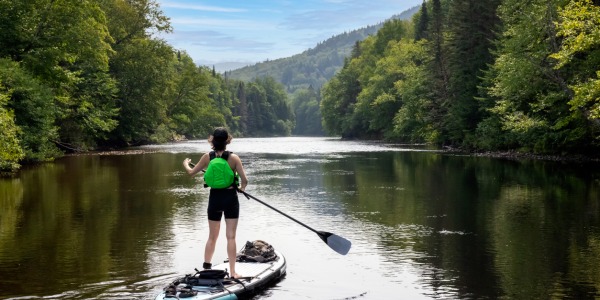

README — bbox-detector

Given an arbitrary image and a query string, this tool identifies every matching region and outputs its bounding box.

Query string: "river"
[1,137,599,299]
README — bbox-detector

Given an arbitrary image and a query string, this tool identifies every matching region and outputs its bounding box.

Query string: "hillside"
[225,6,420,93]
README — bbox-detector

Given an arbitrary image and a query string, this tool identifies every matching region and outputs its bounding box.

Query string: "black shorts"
[207,188,239,221]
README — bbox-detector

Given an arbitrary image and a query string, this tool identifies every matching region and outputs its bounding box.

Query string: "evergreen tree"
[444,0,501,146]
[235,81,248,135]
[293,86,323,136]
[427,0,450,143]
[414,1,429,41]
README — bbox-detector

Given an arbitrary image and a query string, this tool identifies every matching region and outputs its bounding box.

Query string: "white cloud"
[170,17,272,30]
[162,30,274,51]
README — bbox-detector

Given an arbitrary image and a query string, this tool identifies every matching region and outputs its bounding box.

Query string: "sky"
[156,0,423,70]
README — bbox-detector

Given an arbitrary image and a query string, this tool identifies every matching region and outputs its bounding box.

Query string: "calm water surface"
[1,137,599,299]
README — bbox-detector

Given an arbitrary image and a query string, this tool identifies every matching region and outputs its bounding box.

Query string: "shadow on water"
[0,138,599,299]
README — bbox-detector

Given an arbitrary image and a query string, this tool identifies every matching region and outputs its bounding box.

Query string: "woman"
[183,127,248,279]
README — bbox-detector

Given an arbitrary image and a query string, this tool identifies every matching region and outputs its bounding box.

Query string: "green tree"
[0,0,119,151]
[321,56,364,138]
[443,0,500,146]
[352,20,412,138]
[100,0,174,145]
[292,86,323,136]
[390,40,435,142]
[551,0,600,149]
[161,52,224,141]
[239,77,293,136]
[109,38,174,144]
[414,1,430,41]
[0,83,24,174]
[245,82,266,135]
[235,81,249,135]
[207,71,236,134]
[479,0,576,153]
[0,58,59,162]
[427,0,450,143]
[99,0,171,45]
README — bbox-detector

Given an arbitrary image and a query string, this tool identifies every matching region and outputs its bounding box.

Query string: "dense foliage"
[321,0,600,155]
[0,0,293,173]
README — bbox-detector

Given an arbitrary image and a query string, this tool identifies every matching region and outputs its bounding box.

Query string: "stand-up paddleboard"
[155,241,286,300]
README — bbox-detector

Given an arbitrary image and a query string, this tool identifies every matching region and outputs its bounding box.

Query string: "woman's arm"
[183,153,209,176]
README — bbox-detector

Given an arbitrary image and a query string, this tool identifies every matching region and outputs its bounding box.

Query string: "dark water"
[1,137,599,299]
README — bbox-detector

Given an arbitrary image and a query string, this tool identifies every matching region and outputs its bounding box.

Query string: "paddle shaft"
[239,191,320,235]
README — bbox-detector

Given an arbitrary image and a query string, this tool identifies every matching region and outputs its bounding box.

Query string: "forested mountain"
[226,6,420,94]
[321,0,600,155]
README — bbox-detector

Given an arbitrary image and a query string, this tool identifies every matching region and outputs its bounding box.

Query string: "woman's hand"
[183,158,192,169]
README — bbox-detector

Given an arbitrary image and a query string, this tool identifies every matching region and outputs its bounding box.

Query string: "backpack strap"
[221,151,230,160]
[209,151,230,160]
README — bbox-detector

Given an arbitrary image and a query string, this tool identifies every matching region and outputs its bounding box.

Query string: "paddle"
[187,161,352,255]
[239,190,352,255]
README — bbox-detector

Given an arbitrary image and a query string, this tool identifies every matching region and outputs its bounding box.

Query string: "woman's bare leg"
[204,219,221,266]
[224,218,239,278]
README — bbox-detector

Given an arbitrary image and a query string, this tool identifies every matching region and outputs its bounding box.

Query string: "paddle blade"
[318,231,352,255]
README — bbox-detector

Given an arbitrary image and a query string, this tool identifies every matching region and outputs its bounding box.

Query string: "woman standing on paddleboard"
[183,127,248,279]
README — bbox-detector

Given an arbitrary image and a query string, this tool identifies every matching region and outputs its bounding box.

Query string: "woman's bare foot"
[230,272,242,279]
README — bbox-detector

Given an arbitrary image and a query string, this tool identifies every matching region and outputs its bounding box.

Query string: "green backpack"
[204,151,236,189]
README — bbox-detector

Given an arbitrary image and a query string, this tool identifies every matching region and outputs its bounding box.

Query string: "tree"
[479,0,576,153]
[292,86,323,136]
[0,0,119,151]
[109,38,174,144]
[244,77,293,136]
[100,0,174,145]
[551,0,600,149]
[235,81,249,135]
[0,58,59,162]
[443,0,500,146]
[414,1,430,41]
[98,0,171,46]
[390,40,435,142]
[321,56,364,138]
[0,83,24,173]
[426,0,451,143]
[161,52,225,141]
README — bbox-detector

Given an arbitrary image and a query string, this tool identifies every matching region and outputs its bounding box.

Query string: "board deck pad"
[155,250,286,300]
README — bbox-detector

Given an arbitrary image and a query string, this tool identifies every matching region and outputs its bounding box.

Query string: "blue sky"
[156,0,422,69]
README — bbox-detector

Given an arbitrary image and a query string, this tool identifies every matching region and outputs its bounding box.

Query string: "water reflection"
[0,138,599,299]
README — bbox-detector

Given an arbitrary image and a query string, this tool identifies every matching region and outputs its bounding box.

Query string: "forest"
[1,0,599,174]
[321,0,600,155]
[0,0,294,174]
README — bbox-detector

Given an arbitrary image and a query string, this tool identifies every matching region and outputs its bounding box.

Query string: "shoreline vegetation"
[2,1,599,175]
